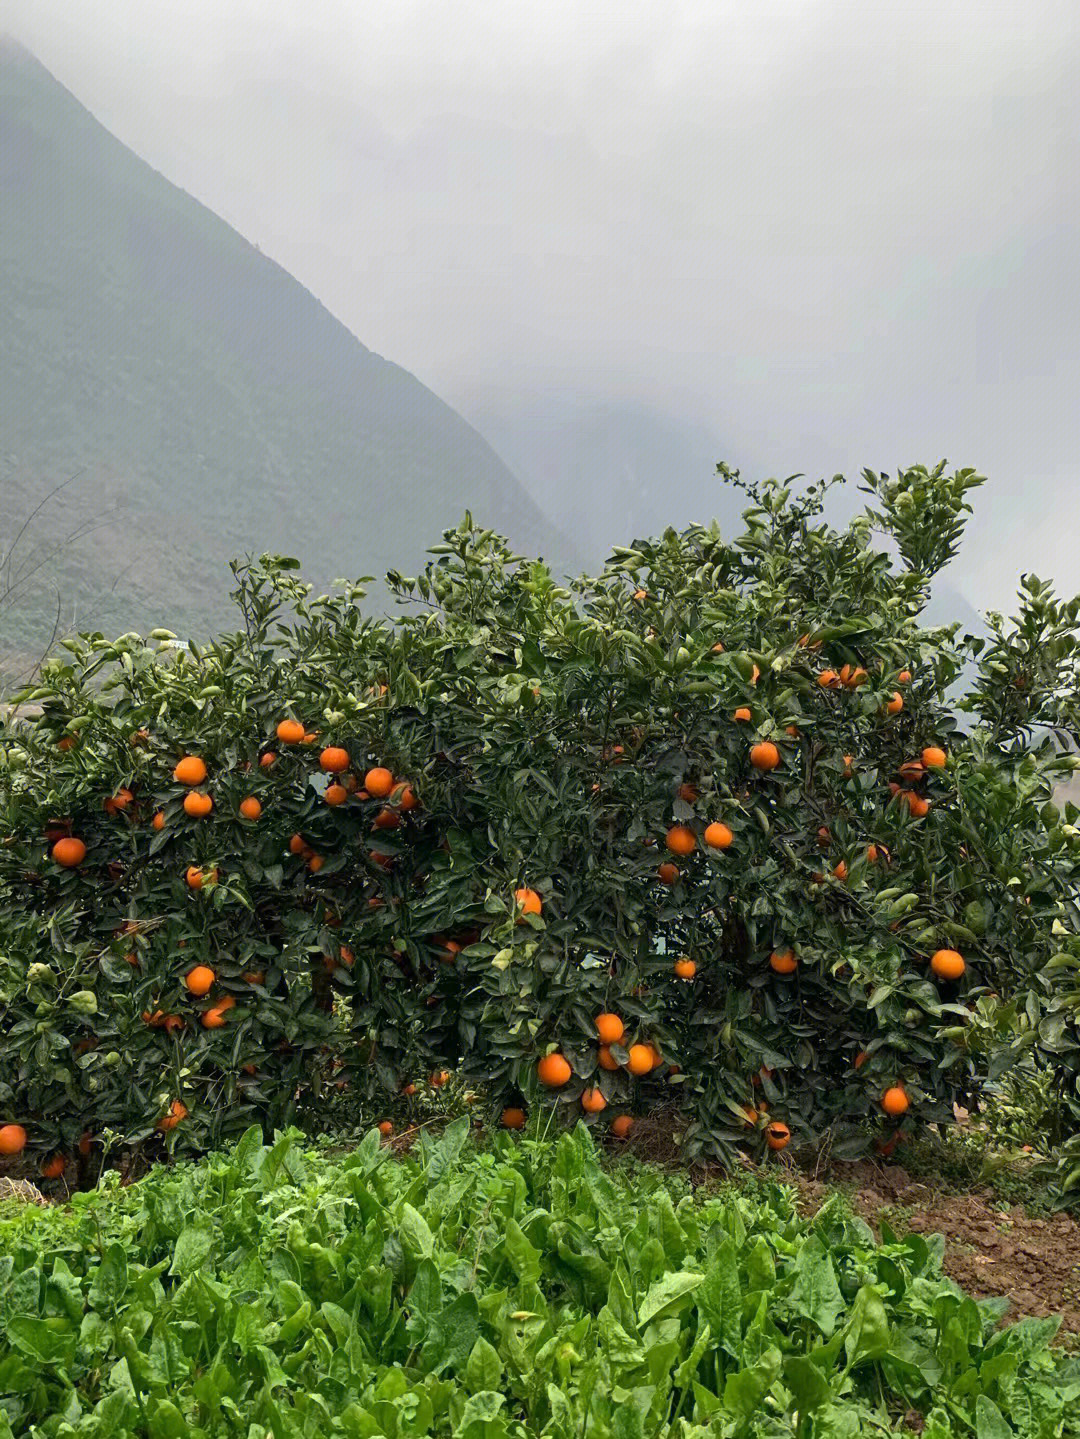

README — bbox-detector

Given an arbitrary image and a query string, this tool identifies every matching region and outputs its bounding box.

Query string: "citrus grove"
[4,460,1080,1180]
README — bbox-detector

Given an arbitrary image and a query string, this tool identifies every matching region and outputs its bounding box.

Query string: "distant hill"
[0,39,579,671]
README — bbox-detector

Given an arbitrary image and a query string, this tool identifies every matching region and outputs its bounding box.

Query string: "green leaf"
[790,1236,845,1337]
[7,1316,75,1366]
[975,1395,1012,1439]
[465,1336,503,1392]
[697,1239,743,1357]
[784,1354,832,1412]
[399,1202,434,1261]
[638,1270,704,1327]
[88,1242,128,1311]
[844,1285,891,1367]
[169,1215,216,1277]
[502,1217,541,1284]
[723,1346,781,1421]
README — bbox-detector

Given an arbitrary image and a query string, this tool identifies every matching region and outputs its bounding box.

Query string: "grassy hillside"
[0,39,578,672]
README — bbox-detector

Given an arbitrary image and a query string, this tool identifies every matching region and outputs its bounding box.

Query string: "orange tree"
[3,460,1080,1174]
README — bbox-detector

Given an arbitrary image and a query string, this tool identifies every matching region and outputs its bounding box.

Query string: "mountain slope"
[0,38,578,665]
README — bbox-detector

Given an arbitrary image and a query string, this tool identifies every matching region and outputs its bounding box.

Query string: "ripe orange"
[435,940,460,964]
[843,666,868,688]
[51,837,87,867]
[429,1071,450,1088]
[897,669,912,684]
[657,862,680,885]
[242,970,266,985]
[184,965,215,996]
[632,588,647,601]
[581,1087,607,1113]
[784,724,800,738]
[881,1086,910,1116]
[152,811,166,830]
[666,824,696,856]
[842,753,855,777]
[365,767,394,798]
[173,755,208,785]
[611,1114,634,1139]
[626,1043,654,1076]
[377,1120,393,1137]
[183,790,213,818]
[156,1099,188,1132]
[57,734,77,751]
[501,1107,526,1130]
[288,834,307,855]
[276,719,305,744]
[854,1050,869,1069]
[922,746,947,769]
[324,783,347,806]
[833,860,848,881]
[750,741,780,771]
[866,844,879,864]
[320,746,349,773]
[677,782,699,803]
[765,1122,791,1151]
[704,821,733,850]
[818,670,840,689]
[303,732,318,745]
[595,1013,624,1044]
[202,1000,233,1029]
[308,854,324,873]
[906,793,930,818]
[373,808,400,829]
[537,1052,572,1087]
[239,796,262,820]
[0,1124,27,1155]
[733,706,752,723]
[78,1131,93,1156]
[673,957,697,979]
[259,752,278,769]
[885,692,904,715]
[770,948,797,975]
[816,826,832,847]
[931,948,966,980]
[392,783,417,810]
[40,1153,66,1180]
[515,886,543,917]
[597,1045,621,1071]
[186,865,218,889]
[103,788,134,815]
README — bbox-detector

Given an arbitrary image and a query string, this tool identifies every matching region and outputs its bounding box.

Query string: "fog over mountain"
[5,1,1079,633]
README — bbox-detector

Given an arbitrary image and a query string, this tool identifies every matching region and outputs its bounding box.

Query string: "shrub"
[3,461,1080,1168]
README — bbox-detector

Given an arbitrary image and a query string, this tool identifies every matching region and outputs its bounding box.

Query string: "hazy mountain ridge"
[0,37,578,661]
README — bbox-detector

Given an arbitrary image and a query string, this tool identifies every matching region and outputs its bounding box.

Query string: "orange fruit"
[711,641,724,653]
[303,732,318,745]
[324,783,347,806]
[931,948,965,980]
[581,1087,607,1113]
[881,1086,910,1116]
[401,1082,417,1097]
[435,940,460,964]
[57,734,77,752]
[750,741,780,771]
[657,862,680,885]
[704,821,733,850]
[185,965,215,996]
[308,854,324,873]
[537,1052,572,1087]
[595,1013,624,1044]
[501,1107,526,1130]
[202,1003,230,1029]
[866,844,879,864]
[103,788,134,815]
[51,837,86,867]
[784,724,800,738]
[818,670,840,689]
[183,790,213,818]
[173,755,207,785]
[429,1070,450,1088]
[678,782,699,803]
[365,767,394,798]
[770,948,798,975]
[885,692,904,715]
[276,719,305,744]
[156,1099,188,1132]
[854,1050,868,1069]
[741,1105,759,1126]
[898,759,925,780]
[392,783,418,810]
[922,746,947,769]
[897,669,912,684]
[514,887,543,917]
[597,1045,621,1071]
[673,957,697,979]
[632,588,647,601]
[906,793,930,818]
[40,1153,66,1180]
[666,824,696,856]
[239,796,262,820]
[611,1114,634,1139]
[765,1122,791,1151]
[373,808,400,829]
[242,970,266,986]
[0,1124,27,1155]
[817,826,832,847]
[78,1131,93,1156]
[733,706,752,723]
[626,1044,654,1076]
[843,667,868,688]
[186,865,218,889]
[833,860,848,881]
[320,746,349,773]
[152,811,166,830]
[288,833,307,855]
[377,1120,393,1137]
[259,752,278,769]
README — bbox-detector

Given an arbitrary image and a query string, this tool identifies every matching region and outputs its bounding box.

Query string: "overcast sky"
[8,0,1080,610]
